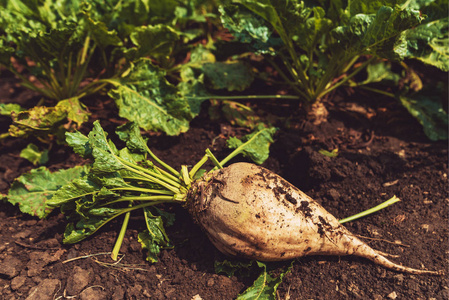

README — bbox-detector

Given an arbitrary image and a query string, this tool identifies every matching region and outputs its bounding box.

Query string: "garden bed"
[0,68,447,299]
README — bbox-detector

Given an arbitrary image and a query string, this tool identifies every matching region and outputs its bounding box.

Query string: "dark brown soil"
[0,68,447,300]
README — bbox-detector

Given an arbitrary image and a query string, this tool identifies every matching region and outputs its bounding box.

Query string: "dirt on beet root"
[0,67,448,300]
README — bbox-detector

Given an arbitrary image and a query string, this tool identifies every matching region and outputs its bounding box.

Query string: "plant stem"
[116,157,181,193]
[109,195,176,203]
[206,149,223,169]
[186,95,301,101]
[111,187,174,195]
[266,58,309,99]
[338,196,401,224]
[359,86,395,98]
[317,56,376,100]
[111,208,131,261]
[189,154,209,179]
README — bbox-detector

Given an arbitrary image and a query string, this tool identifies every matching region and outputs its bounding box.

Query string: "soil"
[0,67,448,300]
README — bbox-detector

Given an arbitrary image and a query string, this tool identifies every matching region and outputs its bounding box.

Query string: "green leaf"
[115,122,148,153]
[0,103,24,116]
[227,126,277,164]
[108,58,192,136]
[125,24,179,61]
[210,100,263,129]
[20,143,49,166]
[47,176,100,208]
[202,61,254,91]
[215,260,255,277]
[399,90,448,141]
[402,18,449,71]
[178,46,216,116]
[361,61,402,84]
[0,38,15,66]
[349,0,409,15]
[138,207,171,263]
[88,122,125,174]
[332,6,423,59]
[237,261,292,300]
[63,215,109,244]
[66,131,92,158]
[84,15,123,49]
[4,166,88,218]
[219,4,278,54]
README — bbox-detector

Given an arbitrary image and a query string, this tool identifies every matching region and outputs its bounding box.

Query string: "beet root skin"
[187,162,443,275]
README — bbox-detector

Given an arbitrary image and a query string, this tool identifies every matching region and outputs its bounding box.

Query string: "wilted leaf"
[8,97,89,138]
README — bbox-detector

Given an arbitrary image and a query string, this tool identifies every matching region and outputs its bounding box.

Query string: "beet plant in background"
[0,0,219,138]
[219,0,448,138]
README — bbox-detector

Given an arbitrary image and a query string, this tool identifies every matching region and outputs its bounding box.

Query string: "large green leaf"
[88,121,126,174]
[46,176,101,208]
[124,24,179,61]
[348,0,409,15]
[399,90,448,141]
[4,166,88,218]
[66,131,92,158]
[219,4,278,54]
[332,5,423,59]
[402,18,449,71]
[108,59,192,136]
[84,15,123,49]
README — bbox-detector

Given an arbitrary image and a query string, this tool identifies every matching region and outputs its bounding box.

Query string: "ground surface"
[0,68,447,300]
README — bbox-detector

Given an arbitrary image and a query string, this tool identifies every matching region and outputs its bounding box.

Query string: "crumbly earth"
[0,69,447,299]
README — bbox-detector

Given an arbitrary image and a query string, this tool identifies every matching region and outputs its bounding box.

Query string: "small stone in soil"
[66,266,90,296]
[79,287,107,300]
[10,275,27,290]
[0,257,22,278]
[25,278,60,300]
[206,278,215,287]
[111,286,125,300]
[26,252,58,277]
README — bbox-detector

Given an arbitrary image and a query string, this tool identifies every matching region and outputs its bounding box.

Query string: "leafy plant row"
[0,0,447,143]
